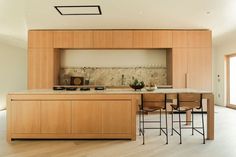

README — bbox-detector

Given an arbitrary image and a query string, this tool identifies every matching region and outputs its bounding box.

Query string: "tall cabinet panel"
[187,48,212,90]
[172,48,188,88]
[28,48,55,89]
[28,31,59,89]
[171,30,212,91]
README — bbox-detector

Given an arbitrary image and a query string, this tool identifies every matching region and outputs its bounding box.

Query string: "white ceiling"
[1,0,236,48]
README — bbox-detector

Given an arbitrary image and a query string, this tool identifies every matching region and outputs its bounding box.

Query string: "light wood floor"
[0,106,236,157]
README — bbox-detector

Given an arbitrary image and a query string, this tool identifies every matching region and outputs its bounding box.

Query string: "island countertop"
[8,88,212,95]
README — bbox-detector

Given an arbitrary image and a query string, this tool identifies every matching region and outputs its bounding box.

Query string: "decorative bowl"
[129,79,145,91]
[129,84,145,91]
[145,86,156,91]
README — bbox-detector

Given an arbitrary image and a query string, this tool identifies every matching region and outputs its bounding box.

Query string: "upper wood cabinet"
[188,31,212,48]
[112,30,133,48]
[28,48,55,89]
[93,31,113,48]
[54,31,74,48]
[41,101,71,133]
[152,31,172,48]
[28,31,53,48]
[11,101,40,134]
[173,30,211,48]
[74,31,93,48]
[133,30,153,48]
[172,31,188,47]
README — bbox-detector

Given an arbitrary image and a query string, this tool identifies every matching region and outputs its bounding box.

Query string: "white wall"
[214,33,236,106]
[0,42,27,110]
[61,49,166,68]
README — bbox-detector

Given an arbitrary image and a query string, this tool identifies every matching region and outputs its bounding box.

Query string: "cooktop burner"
[80,87,90,91]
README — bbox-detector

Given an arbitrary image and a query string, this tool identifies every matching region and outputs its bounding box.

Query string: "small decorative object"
[129,79,145,91]
[145,82,157,91]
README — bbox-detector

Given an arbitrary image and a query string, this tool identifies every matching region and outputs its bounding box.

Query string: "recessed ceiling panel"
[54,5,102,15]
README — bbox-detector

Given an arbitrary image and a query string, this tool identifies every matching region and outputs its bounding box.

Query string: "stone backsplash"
[59,66,167,86]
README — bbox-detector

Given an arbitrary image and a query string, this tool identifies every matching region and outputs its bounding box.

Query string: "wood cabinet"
[172,31,188,47]
[112,30,133,48]
[54,31,74,48]
[72,101,101,133]
[102,101,131,134]
[11,101,40,133]
[188,31,212,47]
[152,30,172,48]
[7,94,137,141]
[28,48,56,89]
[28,29,212,91]
[173,30,211,48]
[74,31,93,48]
[133,30,153,48]
[93,31,113,48]
[28,31,53,48]
[172,48,188,88]
[172,47,212,91]
[187,48,212,90]
[41,101,71,133]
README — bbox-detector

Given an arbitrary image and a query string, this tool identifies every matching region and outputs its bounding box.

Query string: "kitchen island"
[7,88,214,142]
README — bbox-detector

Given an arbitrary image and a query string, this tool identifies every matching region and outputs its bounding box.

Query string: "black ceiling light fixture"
[54,5,102,15]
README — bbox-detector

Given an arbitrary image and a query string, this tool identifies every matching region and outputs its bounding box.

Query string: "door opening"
[226,54,236,108]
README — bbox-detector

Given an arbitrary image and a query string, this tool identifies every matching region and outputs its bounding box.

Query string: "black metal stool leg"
[159,109,162,135]
[142,109,145,145]
[192,109,194,135]
[165,108,168,144]
[201,107,206,144]
[139,108,141,136]
[171,107,174,136]
[178,108,182,144]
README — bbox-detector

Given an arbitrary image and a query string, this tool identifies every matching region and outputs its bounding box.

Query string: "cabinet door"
[28,48,55,89]
[72,101,101,133]
[188,31,212,48]
[133,30,152,48]
[28,31,53,48]
[74,31,93,48]
[102,101,131,134]
[93,31,113,48]
[11,101,40,133]
[112,30,133,48]
[54,31,74,48]
[172,48,188,88]
[172,31,188,47]
[41,101,71,133]
[187,48,212,90]
[152,30,172,48]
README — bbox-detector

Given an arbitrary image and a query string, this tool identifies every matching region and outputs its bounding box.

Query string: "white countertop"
[8,88,212,95]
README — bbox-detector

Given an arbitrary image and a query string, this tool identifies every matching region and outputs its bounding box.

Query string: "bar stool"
[171,93,205,144]
[139,93,168,145]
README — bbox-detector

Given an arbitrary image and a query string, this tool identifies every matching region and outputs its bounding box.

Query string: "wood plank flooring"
[0,106,236,157]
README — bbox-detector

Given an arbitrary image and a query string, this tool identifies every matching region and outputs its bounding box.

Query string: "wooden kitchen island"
[7,88,214,142]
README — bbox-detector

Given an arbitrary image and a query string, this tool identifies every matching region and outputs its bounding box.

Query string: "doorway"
[226,54,236,108]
